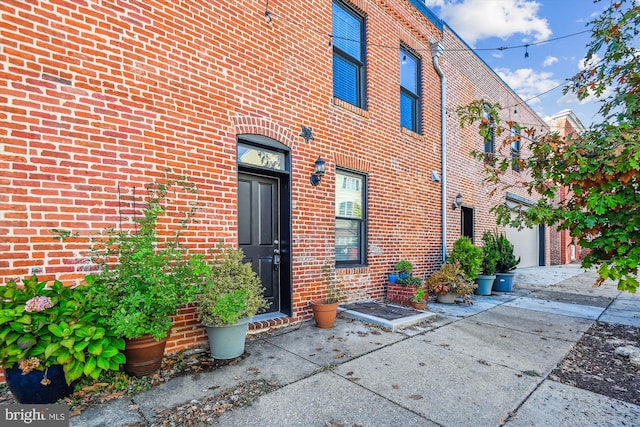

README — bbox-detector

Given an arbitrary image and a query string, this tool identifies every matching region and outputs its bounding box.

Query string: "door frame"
[237,136,292,316]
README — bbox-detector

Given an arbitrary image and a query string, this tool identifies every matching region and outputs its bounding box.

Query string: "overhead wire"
[264,3,600,127]
[264,3,591,56]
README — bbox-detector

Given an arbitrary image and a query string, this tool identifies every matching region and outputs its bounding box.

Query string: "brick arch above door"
[231,116,297,150]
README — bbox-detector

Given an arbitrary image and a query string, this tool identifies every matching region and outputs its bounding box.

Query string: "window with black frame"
[332,1,366,109]
[400,47,421,133]
[335,169,367,266]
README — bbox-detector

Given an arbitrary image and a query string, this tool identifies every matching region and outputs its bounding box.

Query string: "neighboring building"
[0,0,548,374]
[440,24,550,267]
[545,110,587,265]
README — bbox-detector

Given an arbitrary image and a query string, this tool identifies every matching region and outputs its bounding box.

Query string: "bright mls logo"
[2,405,68,427]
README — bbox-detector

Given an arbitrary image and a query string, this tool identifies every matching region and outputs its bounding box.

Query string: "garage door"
[505,224,539,268]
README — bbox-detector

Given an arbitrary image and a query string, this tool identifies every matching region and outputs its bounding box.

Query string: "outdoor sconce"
[310,156,326,186]
[451,193,463,210]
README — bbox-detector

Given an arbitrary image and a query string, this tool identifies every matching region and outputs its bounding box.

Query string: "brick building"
[440,24,550,267]
[0,0,548,372]
[545,109,587,265]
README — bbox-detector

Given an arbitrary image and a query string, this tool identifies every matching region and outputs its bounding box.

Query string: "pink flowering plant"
[0,275,125,385]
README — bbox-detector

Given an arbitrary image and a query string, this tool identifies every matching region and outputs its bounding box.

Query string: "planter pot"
[5,364,73,404]
[494,273,515,292]
[436,292,457,304]
[124,333,169,377]
[411,301,426,310]
[204,317,250,360]
[310,300,339,329]
[398,272,410,280]
[388,274,399,284]
[475,275,496,295]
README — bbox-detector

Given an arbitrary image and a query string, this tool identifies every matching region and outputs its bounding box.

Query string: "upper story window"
[482,105,495,162]
[332,1,366,109]
[400,47,421,133]
[511,125,521,172]
[335,169,367,266]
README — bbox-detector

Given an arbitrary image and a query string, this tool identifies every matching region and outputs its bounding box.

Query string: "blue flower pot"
[475,275,495,295]
[5,364,73,404]
[388,274,399,284]
[493,273,515,292]
[399,273,410,280]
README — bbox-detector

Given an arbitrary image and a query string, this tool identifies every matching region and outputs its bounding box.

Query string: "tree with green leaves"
[457,0,639,292]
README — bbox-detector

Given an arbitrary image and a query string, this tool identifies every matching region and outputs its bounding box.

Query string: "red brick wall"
[441,24,550,262]
[0,0,444,376]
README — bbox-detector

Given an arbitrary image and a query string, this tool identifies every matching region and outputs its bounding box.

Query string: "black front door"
[461,206,474,242]
[238,173,280,313]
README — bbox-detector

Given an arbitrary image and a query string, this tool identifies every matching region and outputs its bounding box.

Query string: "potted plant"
[0,275,125,403]
[310,265,342,329]
[488,231,520,292]
[395,260,414,279]
[475,231,500,295]
[425,261,477,304]
[196,245,268,360]
[84,177,208,377]
[448,236,483,281]
[388,272,399,284]
[398,276,423,287]
[411,288,427,310]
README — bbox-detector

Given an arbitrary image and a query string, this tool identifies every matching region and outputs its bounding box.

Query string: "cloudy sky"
[424,0,608,128]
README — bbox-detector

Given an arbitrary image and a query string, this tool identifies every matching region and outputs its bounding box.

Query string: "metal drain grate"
[341,302,420,321]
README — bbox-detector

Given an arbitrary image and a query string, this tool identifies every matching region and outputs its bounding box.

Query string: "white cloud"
[578,53,601,71]
[553,53,608,106]
[495,67,559,108]
[543,56,558,67]
[426,0,552,46]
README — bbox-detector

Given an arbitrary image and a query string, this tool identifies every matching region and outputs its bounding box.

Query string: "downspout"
[431,41,447,262]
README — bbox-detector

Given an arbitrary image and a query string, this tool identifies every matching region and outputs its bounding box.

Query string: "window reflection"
[238,144,284,170]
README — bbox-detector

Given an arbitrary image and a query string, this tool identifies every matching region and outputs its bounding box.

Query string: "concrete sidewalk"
[71,265,640,427]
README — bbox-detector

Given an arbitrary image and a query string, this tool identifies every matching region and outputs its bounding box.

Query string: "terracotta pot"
[5,364,73,404]
[411,301,426,310]
[124,333,169,377]
[310,301,338,329]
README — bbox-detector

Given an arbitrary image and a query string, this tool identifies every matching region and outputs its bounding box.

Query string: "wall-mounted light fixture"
[451,193,463,210]
[310,156,326,186]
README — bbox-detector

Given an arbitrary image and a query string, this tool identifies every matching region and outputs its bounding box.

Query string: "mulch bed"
[549,321,640,405]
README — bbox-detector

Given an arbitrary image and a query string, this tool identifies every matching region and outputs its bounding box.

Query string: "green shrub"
[84,175,210,341]
[448,237,483,280]
[0,275,125,384]
[486,231,520,273]
[395,260,414,274]
[480,231,500,276]
[197,246,269,327]
[398,276,423,287]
